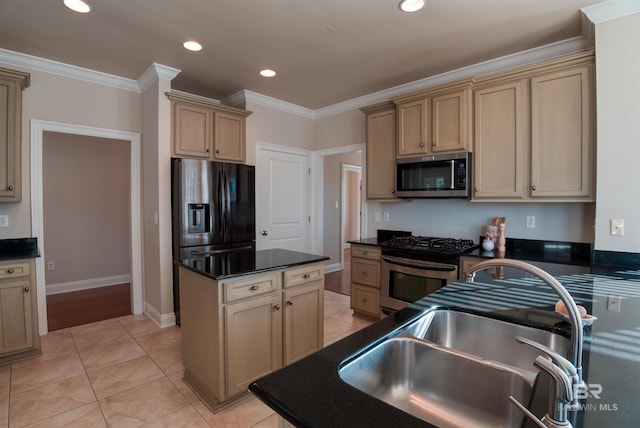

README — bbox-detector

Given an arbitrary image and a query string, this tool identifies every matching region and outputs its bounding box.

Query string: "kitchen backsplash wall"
[364,200,595,244]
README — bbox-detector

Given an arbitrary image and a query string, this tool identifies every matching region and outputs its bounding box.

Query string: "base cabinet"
[0,259,39,363]
[179,262,324,411]
[350,245,381,319]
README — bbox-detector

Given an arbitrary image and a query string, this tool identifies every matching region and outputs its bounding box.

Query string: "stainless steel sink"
[404,309,570,377]
[339,336,532,428]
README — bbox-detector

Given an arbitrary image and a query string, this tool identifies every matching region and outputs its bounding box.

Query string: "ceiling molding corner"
[240,90,316,120]
[581,0,640,24]
[0,48,140,93]
[138,63,181,92]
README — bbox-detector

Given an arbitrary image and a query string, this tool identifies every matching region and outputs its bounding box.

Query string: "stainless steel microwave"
[395,152,471,198]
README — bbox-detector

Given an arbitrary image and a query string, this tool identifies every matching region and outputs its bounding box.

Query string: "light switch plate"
[0,215,8,227]
[610,219,624,236]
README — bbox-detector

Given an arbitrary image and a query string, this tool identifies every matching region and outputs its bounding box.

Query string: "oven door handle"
[382,256,457,272]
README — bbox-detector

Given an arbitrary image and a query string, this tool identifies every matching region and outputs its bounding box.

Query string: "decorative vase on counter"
[482,239,494,252]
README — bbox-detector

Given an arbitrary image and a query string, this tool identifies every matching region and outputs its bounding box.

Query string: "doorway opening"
[31,120,143,335]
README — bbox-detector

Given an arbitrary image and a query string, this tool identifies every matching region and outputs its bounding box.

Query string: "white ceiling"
[0,0,604,110]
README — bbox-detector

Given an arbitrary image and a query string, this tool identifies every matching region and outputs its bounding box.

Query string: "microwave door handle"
[450,160,455,189]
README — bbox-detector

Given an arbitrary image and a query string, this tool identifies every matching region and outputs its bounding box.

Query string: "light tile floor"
[0,290,373,427]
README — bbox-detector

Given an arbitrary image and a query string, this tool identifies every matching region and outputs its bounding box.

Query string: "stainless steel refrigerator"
[171,158,255,322]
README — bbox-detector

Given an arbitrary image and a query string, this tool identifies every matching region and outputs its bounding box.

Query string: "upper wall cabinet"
[0,67,30,202]
[472,51,595,202]
[393,81,472,158]
[166,93,251,164]
[361,102,397,200]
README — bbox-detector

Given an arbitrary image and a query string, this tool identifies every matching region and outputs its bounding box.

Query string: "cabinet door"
[0,279,34,355]
[213,112,245,163]
[473,81,525,199]
[530,65,593,199]
[0,74,22,201]
[173,101,212,159]
[350,284,380,318]
[283,281,324,364]
[225,293,281,398]
[366,108,397,200]
[397,99,428,157]
[431,89,470,153]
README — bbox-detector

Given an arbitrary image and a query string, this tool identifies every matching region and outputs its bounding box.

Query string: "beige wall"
[593,12,640,252]
[244,102,315,164]
[314,109,366,151]
[0,64,141,240]
[322,151,363,265]
[42,132,130,288]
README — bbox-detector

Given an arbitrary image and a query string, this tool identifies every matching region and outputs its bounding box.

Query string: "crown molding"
[225,90,315,119]
[0,48,141,92]
[582,0,640,24]
[314,36,591,118]
[138,63,181,92]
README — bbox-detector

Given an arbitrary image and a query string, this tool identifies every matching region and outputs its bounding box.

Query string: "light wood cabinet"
[350,245,381,319]
[393,81,472,158]
[0,67,30,202]
[473,79,526,200]
[0,259,40,363]
[530,64,593,199]
[472,52,594,202]
[179,262,324,411]
[167,92,250,163]
[361,102,397,200]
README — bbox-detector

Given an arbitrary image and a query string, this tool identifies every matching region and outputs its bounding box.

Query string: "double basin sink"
[338,309,569,427]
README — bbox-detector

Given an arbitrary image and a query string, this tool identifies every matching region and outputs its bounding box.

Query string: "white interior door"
[256,146,311,252]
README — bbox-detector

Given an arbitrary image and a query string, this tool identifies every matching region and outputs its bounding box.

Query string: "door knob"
[261,230,268,236]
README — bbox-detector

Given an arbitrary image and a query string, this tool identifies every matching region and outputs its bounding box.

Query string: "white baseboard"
[46,274,131,295]
[144,302,177,328]
[324,262,342,273]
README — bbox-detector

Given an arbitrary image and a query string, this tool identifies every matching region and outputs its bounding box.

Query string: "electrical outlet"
[374,211,381,221]
[607,295,621,312]
[610,219,624,236]
[526,216,535,228]
[0,215,8,227]
[47,261,55,270]
[383,212,390,222]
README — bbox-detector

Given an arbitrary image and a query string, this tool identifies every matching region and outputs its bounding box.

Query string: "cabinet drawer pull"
[274,304,281,310]
[432,141,437,146]
[420,142,425,148]
[532,185,537,191]
[287,300,293,306]
[302,273,311,279]
[475,186,479,192]
[8,185,13,191]
[362,271,367,276]
[7,269,15,274]
[206,148,211,153]
[215,149,220,154]
[250,285,259,291]
[24,286,29,292]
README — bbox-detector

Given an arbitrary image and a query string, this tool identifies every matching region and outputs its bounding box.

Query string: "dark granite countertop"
[250,262,640,427]
[0,238,40,261]
[176,248,329,280]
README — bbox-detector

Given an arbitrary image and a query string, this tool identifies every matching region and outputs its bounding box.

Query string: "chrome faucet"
[464,259,585,405]
[509,356,575,428]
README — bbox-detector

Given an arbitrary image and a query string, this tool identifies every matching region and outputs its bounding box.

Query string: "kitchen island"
[250,258,640,427]
[175,248,329,412]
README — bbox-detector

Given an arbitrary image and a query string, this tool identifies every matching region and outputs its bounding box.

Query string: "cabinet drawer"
[351,246,381,260]
[223,272,280,303]
[284,263,324,289]
[351,284,380,318]
[351,258,380,288]
[0,262,30,279]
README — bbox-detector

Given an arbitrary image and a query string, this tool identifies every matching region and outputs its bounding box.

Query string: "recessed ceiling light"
[260,69,276,78]
[63,0,91,13]
[182,40,203,52]
[399,0,425,13]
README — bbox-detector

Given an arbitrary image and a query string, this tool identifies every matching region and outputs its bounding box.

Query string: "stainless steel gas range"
[378,233,478,313]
